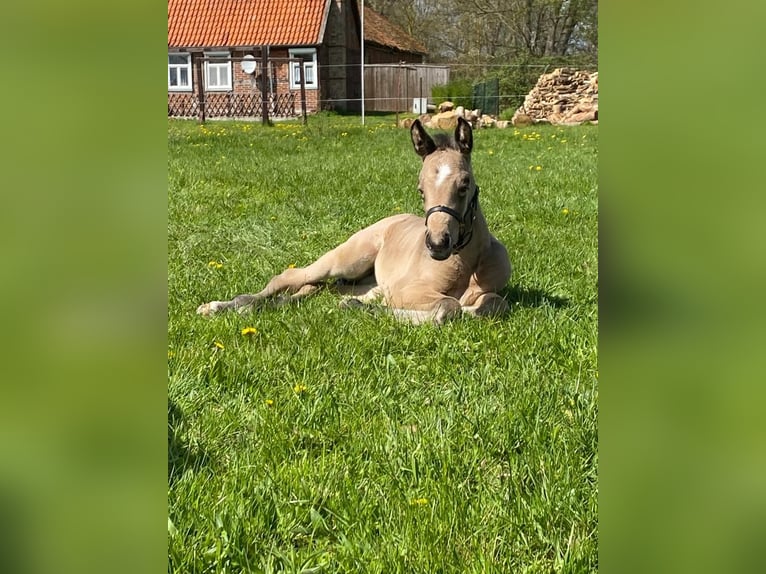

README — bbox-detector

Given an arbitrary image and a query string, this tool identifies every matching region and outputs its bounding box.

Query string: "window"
[289,48,318,90]
[168,53,192,91]
[204,51,232,91]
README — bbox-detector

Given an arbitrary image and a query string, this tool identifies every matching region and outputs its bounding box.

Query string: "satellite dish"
[240,55,257,74]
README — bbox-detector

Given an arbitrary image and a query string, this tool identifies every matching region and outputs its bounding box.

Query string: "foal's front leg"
[195,282,321,316]
[196,223,386,316]
[458,237,512,318]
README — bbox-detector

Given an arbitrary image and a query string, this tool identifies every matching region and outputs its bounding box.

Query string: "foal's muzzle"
[423,187,479,259]
[425,231,452,260]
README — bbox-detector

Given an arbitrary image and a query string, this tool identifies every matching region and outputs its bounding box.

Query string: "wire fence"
[168,57,597,121]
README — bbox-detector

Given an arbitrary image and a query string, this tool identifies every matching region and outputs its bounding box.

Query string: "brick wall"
[168,48,319,118]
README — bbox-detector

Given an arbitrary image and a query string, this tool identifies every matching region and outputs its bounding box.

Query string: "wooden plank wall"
[364,64,450,112]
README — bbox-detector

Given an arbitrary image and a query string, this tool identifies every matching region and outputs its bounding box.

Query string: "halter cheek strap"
[424,186,479,253]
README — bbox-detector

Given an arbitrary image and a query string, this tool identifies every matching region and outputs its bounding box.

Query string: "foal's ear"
[411,119,436,159]
[455,117,473,154]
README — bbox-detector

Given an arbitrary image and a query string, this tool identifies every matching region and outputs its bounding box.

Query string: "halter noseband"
[424,186,479,253]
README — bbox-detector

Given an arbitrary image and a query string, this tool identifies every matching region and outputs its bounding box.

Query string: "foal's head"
[410,117,478,261]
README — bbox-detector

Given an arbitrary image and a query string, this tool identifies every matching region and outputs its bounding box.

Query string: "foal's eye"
[457,186,468,197]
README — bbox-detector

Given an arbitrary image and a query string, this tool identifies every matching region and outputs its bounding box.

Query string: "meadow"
[168,114,598,573]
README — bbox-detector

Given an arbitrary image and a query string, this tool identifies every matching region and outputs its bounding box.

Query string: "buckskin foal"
[197,117,511,324]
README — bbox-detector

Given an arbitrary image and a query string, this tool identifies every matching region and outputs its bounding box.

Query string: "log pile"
[513,68,598,126]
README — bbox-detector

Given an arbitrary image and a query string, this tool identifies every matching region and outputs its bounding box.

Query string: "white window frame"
[289,48,318,90]
[204,51,232,92]
[168,53,192,92]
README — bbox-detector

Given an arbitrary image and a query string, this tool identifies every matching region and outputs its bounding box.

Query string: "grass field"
[168,114,598,573]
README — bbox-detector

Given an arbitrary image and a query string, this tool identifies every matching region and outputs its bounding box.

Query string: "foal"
[197,117,512,324]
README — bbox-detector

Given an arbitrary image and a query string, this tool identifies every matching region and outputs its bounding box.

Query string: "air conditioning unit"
[412,98,428,114]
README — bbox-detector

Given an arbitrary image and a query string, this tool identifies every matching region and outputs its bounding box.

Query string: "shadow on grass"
[502,284,570,308]
[168,400,209,485]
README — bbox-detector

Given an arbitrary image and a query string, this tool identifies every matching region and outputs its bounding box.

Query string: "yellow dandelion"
[535,165,542,171]
[411,497,429,506]
[287,263,296,269]
[167,350,175,359]
[265,399,274,407]
[213,341,225,350]
[293,384,307,394]
[241,326,257,336]
[561,208,570,215]
[341,132,348,137]
[208,260,223,269]
[488,149,494,155]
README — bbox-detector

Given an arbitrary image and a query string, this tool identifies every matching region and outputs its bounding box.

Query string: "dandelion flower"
[535,165,542,171]
[287,263,296,269]
[213,341,225,350]
[411,497,429,506]
[167,350,175,359]
[293,384,307,394]
[265,399,274,407]
[241,326,257,336]
[561,208,570,215]
[208,260,223,269]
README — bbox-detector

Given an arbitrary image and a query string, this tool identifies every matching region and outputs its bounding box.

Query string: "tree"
[364,0,597,64]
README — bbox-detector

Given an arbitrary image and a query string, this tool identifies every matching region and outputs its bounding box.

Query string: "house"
[168,0,428,118]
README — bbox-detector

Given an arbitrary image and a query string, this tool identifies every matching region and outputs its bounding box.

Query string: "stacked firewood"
[512,68,598,126]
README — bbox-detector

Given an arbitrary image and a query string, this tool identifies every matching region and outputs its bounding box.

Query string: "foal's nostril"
[425,232,451,254]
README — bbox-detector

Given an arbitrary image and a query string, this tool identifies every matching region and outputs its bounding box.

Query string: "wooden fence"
[364,64,450,112]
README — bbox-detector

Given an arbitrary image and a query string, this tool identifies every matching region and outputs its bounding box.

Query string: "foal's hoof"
[196,301,225,316]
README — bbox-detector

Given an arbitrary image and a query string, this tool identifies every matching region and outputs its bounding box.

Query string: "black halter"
[424,186,479,253]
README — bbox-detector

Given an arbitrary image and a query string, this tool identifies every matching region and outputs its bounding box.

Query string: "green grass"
[168,114,598,573]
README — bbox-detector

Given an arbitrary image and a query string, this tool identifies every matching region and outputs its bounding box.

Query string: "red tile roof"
[168,0,328,48]
[363,6,426,55]
[168,1,427,56]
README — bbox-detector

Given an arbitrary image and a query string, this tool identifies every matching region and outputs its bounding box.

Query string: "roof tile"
[168,1,427,56]
[363,7,426,55]
[168,0,328,48]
